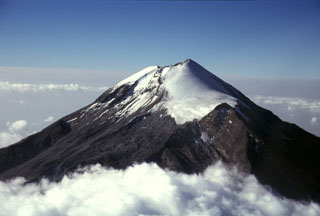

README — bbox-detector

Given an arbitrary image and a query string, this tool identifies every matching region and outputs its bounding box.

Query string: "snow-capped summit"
[160,59,238,124]
[1,59,320,204]
[111,59,238,124]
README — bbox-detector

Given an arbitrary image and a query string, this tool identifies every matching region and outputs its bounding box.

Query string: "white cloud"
[0,131,23,148]
[0,120,28,148]
[44,116,54,123]
[0,162,319,216]
[0,81,107,93]
[287,106,293,111]
[310,117,318,125]
[7,120,27,133]
[252,95,320,114]
[251,95,320,136]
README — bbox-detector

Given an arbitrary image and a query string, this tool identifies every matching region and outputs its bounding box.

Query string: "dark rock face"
[0,60,319,204]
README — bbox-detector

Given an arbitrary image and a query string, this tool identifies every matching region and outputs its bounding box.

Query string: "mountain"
[0,59,320,203]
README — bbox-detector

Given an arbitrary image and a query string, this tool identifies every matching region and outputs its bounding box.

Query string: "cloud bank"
[0,81,107,93]
[251,95,320,136]
[252,95,320,114]
[0,66,125,87]
[0,162,319,216]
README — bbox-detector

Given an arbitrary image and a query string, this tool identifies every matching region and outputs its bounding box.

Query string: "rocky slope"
[0,59,319,203]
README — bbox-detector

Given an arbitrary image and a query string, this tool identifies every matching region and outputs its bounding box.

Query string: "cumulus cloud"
[0,132,23,148]
[0,81,107,93]
[0,120,28,148]
[7,120,27,133]
[0,162,319,216]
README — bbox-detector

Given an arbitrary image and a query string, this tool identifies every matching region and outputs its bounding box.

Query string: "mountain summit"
[103,58,237,124]
[0,59,320,203]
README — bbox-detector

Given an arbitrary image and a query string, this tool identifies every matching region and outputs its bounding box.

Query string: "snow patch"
[201,132,210,143]
[67,118,78,123]
[116,66,158,87]
[162,60,237,124]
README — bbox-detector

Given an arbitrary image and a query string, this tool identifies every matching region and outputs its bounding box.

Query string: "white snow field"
[113,59,237,124]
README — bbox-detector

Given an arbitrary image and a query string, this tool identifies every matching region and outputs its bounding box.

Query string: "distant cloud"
[0,120,28,148]
[0,162,319,216]
[310,117,318,125]
[7,120,27,133]
[0,65,122,87]
[0,131,22,148]
[0,81,105,148]
[252,95,320,114]
[44,116,54,123]
[251,95,320,136]
[0,81,107,93]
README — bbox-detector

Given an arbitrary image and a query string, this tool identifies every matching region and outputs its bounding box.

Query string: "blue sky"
[0,0,319,78]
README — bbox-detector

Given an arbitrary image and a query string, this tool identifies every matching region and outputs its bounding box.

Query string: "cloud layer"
[0,81,107,93]
[0,162,319,216]
[0,66,126,87]
[251,95,320,136]
[252,95,320,114]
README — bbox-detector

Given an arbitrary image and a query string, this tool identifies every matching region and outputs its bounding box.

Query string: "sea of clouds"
[1,162,319,216]
[251,95,320,136]
[0,81,106,93]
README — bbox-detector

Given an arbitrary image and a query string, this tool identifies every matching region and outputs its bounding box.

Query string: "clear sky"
[0,0,319,78]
